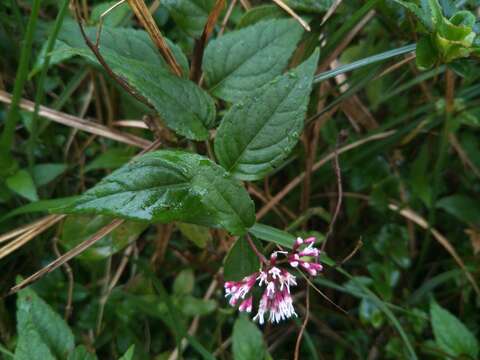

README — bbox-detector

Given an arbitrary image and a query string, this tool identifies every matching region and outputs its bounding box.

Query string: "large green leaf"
[60,215,148,261]
[430,302,479,358]
[59,21,189,75]
[214,50,319,180]
[58,150,255,235]
[163,0,215,37]
[232,315,266,360]
[59,23,215,140]
[203,19,304,102]
[224,237,260,281]
[15,287,75,359]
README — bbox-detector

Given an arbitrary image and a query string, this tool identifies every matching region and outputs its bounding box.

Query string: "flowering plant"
[225,237,323,324]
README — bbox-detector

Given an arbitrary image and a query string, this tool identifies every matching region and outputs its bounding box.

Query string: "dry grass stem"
[271,0,311,31]
[0,215,66,260]
[0,90,152,148]
[126,0,183,76]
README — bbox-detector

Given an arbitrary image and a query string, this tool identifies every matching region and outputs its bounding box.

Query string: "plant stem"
[0,0,42,162]
[27,0,70,168]
[246,234,267,264]
[418,68,456,269]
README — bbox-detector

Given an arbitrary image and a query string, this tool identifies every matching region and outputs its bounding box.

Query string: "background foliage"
[1,0,480,359]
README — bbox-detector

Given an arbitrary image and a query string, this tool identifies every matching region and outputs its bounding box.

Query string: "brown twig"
[218,0,237,36]
[299,271,348,314]
[126,0,183,76]
[0,215,66,259]
[294,286,310,360]
[8,219,125,296]
[73,0,153,107]
[190,0,225,82]
[321,132,346,251]
[246,234,268,264]
[271,0,310,31]
[336,239,363,266]
[53,236,74,320]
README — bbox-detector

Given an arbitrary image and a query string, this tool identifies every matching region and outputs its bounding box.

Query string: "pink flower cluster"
[224,237,323,325]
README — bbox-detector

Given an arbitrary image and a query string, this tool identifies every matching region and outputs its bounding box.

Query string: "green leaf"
[91,1,130,27]
[177,222,212,248]
[437,194,480,225]
[85,148,134,173]
[283,0,332,13]
[173,269,195,295]
[60,215,148,261]
[359,298,384,328]
[237,5,284,28]
[16,287,75,359]
[58,150,255,235]
[32,163,67,186]
[214,49,319,180]
[0,196,78,222]
[248,223,296,248]
[224,237,260,281]
[6,169,38,201]
[410,144,432,207]
[416,36,438,69]
[179,296,217,316]
[203,19,304,102]
[118,345,135,360]
[59,21,189,76]
[59,23,214,140]
[430,302,479,358]
[67,346,98,360]
[232,315,266,360]
[392,0,433,31]
[30,40,74,78]
[163,0,215,37]
[374,224,411,269]
[14,321,55,360]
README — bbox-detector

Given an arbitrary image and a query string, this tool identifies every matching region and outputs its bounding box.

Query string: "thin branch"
[126,0,183,76]
[218,0,237,36]
[294,286,310,360]
[299,271,348,314]
[72,0,153,107]
[322,132,346,251]
[8,219,125,296]
[53,236,74,320]
[246,234,268,264]
[190,0,225,82]
[336,239,363,266]
[271,0,310,31]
